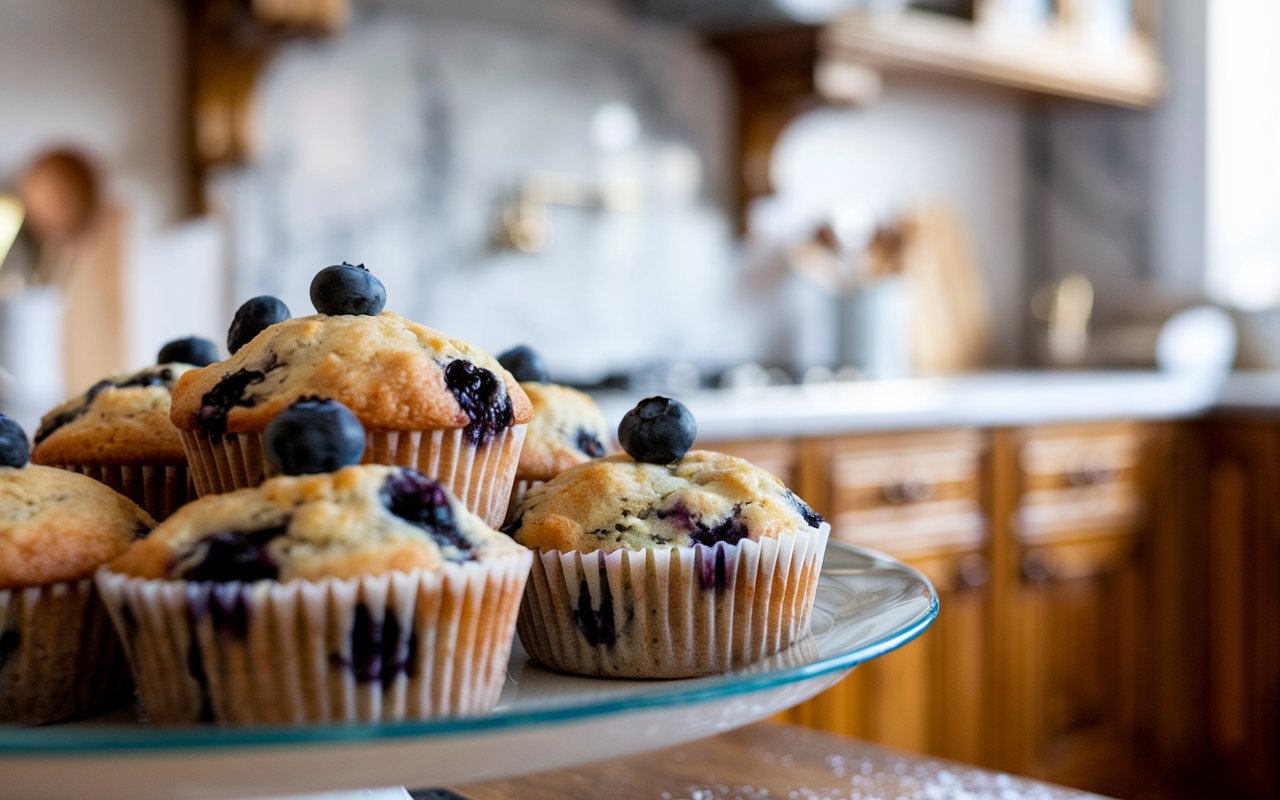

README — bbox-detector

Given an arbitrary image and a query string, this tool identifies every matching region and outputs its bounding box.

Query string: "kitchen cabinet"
[995,424,1151,788]
[1200,419,1280,799]
[704,420,1187,795]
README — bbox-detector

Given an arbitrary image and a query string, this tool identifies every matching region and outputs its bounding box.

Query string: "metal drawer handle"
[881,475,937,505]
[955,554,989,589]
[1021,549,1057,584]
[1066,460,1118,487]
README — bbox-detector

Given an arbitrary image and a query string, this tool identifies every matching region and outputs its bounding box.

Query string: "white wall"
[0,0,224,381]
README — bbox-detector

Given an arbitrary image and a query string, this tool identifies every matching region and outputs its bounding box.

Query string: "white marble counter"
[592,371,1251,441]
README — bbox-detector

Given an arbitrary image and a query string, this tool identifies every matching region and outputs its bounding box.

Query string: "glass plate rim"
[0,542,938,755]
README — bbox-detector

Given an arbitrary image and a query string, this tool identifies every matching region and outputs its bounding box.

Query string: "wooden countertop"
[438,722,1105,800]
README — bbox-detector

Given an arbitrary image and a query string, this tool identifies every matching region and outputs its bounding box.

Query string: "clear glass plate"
[1,542,937,799]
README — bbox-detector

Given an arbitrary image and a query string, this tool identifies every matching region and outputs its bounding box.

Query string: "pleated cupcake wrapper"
[54,463,192,521]
[0,578,133,724]
[518,523,830,679]
[180,424,527,528]
[506,478,545,520]
[95,552,532,725]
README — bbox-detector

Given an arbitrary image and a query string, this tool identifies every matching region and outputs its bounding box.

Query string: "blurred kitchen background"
[5,0,1272,418]
[5,1,1280,798]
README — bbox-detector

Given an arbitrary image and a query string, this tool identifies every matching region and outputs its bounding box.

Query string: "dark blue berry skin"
[227,296,290,354]
[264,398,366,476]
[157,336,219,367]
[310,263,386,317]
[336,605,419,687]
[571,559,617,647]
[784,489,825,529]
[381,470,476,560]
[697,545,735,591]
[171,526,287,583]
[198,367,268,436]
[617,396,696,464]
[0,415,29,468]
[497,345,547,383]
[575,428,606,458]
[443,360,514,446]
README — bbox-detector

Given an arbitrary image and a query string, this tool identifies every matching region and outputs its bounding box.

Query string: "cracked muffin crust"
[515,383,609,483]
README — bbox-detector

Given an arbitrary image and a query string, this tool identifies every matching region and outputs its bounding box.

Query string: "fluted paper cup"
[95,553,532,725]
[53,463,192,521]
[517,523,829,678]
[0,578,133,724]
[181,424,526,528]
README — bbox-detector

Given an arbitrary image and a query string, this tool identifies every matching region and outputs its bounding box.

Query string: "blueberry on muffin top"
[170,311,532,441]
[506,451,824,554]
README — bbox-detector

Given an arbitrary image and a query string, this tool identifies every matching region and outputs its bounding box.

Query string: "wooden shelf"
[821,10,1164,108]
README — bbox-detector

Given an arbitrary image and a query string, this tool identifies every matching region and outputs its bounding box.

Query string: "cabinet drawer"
[1018,423,1146,539]
[825,429,987,556]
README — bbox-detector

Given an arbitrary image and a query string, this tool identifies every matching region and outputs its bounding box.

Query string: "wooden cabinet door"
[1000,423,1149,789]
[1202,421,1280,799]
[784,430,992,764]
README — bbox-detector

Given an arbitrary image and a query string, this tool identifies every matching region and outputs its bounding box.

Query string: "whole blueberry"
[617,396,696,464]
[263,398,366,476]
[0,415,29,468]
[157,336,219,367]
[228,296,290,355]
[310,263,386,317]
[497,345,547,383]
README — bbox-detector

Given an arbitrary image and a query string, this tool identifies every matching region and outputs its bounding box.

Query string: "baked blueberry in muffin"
[507,396,828,679]
[99,398,532,724]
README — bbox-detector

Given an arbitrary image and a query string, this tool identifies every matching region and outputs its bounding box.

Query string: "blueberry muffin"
[496,346,609,513]
[506,397,829,678]
[31,337,218,520]
[170,264,532,528]
[98,399,532,724]
[0,414,155,723]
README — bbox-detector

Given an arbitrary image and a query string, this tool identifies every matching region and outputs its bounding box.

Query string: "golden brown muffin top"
[0,464,155,589]
[170,312,533,441]
[516,383,610,482]
[507,451,824,554]
[32,364,193,466]
[108,464,528,582]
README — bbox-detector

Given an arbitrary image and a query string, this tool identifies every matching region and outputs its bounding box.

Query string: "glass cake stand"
[0,541,937,799]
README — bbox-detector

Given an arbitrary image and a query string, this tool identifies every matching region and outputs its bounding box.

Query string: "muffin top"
[506,451,825,554]
[108,464,528,582]
[0,464,155,589]
[32,364,194,466]
[516,383,610,482]
[170,312,533,442]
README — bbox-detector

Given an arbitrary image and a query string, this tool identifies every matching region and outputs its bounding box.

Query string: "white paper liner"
[181,425,526,528]
[517,523,830,678]
[0,578,133,724]
[55,463,192,521]
[95,552,532,725]
[506,479,544,522]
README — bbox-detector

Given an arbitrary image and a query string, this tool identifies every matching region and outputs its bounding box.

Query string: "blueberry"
[497,345,547,383]
[263,398,366,476]
[171,526,286,583]
[380,470,476,560]
[158,336,219,367]
[617,396,696,464]
[310,263,386,317]
[443,360,514,446]
[0,415,29,468]
[227,296,290,355]
[575,428,606,458]
[198,366,268,436]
